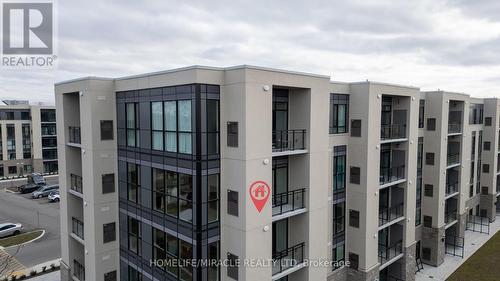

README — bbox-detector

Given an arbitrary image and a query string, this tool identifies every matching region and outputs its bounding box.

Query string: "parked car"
[32,184,59,199]
[48,191,60,202]
[19,182,46,194]
[27,173,46,185]
[0,223,22,238]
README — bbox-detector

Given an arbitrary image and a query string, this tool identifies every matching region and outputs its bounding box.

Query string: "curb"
[2,230,46,250]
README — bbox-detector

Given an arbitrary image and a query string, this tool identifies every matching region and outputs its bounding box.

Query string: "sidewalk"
[416,215,500,281]
[5,258,60,280]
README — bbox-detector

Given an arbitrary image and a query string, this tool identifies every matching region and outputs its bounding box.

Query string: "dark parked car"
[20,182,46,194]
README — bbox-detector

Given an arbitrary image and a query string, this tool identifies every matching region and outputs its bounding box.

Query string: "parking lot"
[0,178,60,270]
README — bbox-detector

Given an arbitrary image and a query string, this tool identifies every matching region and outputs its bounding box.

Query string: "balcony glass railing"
[272,130,306,153]
[447,153,460,166]
[446,182,459,196]
[272,243,305,276]
[378,240,403,265]
[69,126,81,144]
[379,203,404,226]
[379,165,405,185]
[445,210,457,224]
[272,189,306,216]
[70,174,83,194]
[380,124,406,140]
[72,217,84,240]
[448,123,462,134]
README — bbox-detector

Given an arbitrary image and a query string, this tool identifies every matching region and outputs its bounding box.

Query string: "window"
[104,271,117,281]
[128,217,141,255]
[206,99,220,155]
[333,202,345,235]
[348,253,359,270]
[425,153,435,165]
[227,253,239,280]
[469,104,484,124]
[483,164,490,173]
[22,124,31,159]
[126,103,139,147]
[100,120,114,140]
[127,163,140,203]
[103,222,116,243]
[350,167,360,184]
[349,210,359,228]
[423,216,432,228]
[128,266,142,281]
[485,117,492,126]
[178,100,192,154]
[7,124,15,160]
[350,120,361,137]
[330,94,349,134]
[333,146,346,192]
[424,184,433,197]
[8,166,16,175]
[151,102,163,150]
[482,186,488,195]
[332,244,345,271]
[102,173,115,194]
[469,185,474,198]
[484,141,491,151]
[207,174,220,223]
[0,165,4,177]
[164,101,177,152]
[418,100,425,128]
[227,190,239,217]
[208,241,220,280]
[151,168,193,223]
[427,118,436,131]
[23,165,32,174]
[227,122,239,147]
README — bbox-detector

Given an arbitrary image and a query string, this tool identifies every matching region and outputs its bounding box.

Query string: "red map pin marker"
[249,181,271,213]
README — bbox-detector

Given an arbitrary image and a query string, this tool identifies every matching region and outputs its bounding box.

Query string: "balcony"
[72,217,84,240]
[378,240,403,267]
[73,259,85,281]
[379,165,405,186]
[69,126,81,144]
[448,123,462,134]
[447,153,460,166]
[272,130,306,154]
[272,243,305,277]
[380,124,406,141]
[446,182,459,197]
[272,189,306,218]
[379,203,404,227]
[70,174,83,194]
[445,210,457,225]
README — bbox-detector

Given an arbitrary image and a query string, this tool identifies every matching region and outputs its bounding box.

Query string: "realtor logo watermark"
[1,1,57,68]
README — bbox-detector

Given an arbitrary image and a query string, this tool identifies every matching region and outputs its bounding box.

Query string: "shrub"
[29,270,36,276]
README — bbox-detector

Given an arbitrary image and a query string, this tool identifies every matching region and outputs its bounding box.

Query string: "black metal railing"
[448,123,462,134]
[69,126,81,144]
[445,236,464,258]
[272,189,306,216]
[272,243,305,276]
[380,124,406,140]
[71,173,83,194]
[378,240,403,265]
[446,182,459,196]
[272,130,306,152]
[447,153,460,166]
[72,217,84,240]
[445,210,457,224]
[379,165,405,185]
[73,259,85,281]
[379,203,405,226]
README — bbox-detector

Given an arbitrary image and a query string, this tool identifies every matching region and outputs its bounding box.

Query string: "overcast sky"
[2,0,500,103]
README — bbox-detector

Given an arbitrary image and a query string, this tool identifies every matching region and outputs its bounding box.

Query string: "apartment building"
[0,100,58,177]
[55,65,500,281]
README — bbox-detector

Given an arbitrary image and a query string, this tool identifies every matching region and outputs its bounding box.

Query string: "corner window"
[128,217,141,255]
[126,103,139,147]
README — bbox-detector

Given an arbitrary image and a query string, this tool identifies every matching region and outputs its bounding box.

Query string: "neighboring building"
[0,100,58,177]
[55,66,500,281]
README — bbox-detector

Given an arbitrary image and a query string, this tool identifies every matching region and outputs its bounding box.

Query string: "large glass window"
[329,94,349,134]
[333,202,345,236]
[206,100,219,155]
[164,101,177,152]
[128,217,141,255]
[152,102,163,150]
[332,244,345,271]
[126,103,139,147]
[152,168,193,223]
[469,104,484,124]
[127,163,140,203]
[152,227,193,280]
[6,124,15,160]
[208,241,219,280]
[418,100,425,128]
[22,124,31,159]
[333,146,346,192]
[207,174,219,223]
[178,100,192,154]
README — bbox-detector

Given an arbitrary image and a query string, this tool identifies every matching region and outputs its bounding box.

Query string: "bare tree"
[0,244,24,279]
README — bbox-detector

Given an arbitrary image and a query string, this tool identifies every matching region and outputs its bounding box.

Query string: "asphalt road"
[0,188,60,268]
